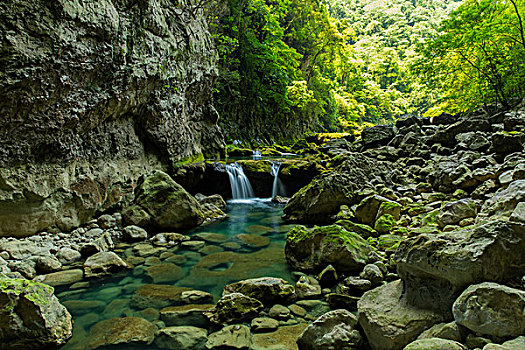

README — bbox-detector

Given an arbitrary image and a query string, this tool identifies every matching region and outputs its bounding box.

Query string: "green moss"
[175,153,204,167]
[336,219,377,238]
[421,209,440,226]
[374,234,405,252]
[237,160,272,173]
[379,201,401,212]
[374,214,396,234]
[452,189,468,199]
[428,192,448,202]
[0,277,53,312]
[407,204,429,216]
[287,225,314,243]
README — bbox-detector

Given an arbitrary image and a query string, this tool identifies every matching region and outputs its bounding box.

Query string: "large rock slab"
[222,277,295,306]
[206,324,252,350]
[34,269,84,287]
[130,284,192,309]
[297,309,362,350]
[395,220,525,313]
[155,326,208,350]
[0,277,73,349]
[123,171,205,230]
[84,251,128,278]
[85,317,156,349]
[358,280,445,350]
[453,282,525,338]
[285,224,377,274]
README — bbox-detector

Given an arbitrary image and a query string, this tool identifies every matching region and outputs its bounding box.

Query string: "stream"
[59,198,296,349]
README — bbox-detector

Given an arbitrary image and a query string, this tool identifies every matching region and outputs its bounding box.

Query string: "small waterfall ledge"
[225,162,255,199]
[271,162,285,198]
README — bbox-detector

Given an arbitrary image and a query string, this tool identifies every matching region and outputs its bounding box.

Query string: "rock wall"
[0,0,224,237]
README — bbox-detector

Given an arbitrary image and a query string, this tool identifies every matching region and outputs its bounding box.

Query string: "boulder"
[436,198,477,228]
[222,277,295,306]
[285,225,377,274]
[417,322,463,342]
[210,293,263,325]
[122,225,148,242]
[34,269,84,287]
[395,221,525,313]
[35,256,62,274]
[480,180,525,218]
[155,326,208,350]
[84,251,129,278]
[251,317,279,332]
[361,125,396,149]
[295,275,322,300]
[483,336,525,350]
[358,280,445,350]
[85,317,156,349]
[456,132,491,151]
[0,277,73,349]
[355,195,399,226]
[404,338,466,350]
[283,153,393,224]
[491,132,525,154]
[510,202,525,223]
[123,171,205,230]
[206,324,252,350]
[453,282,525,338]
[297,309,362,350]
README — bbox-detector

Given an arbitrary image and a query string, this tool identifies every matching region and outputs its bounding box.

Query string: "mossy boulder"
[285,224,377,274]
[374,214,397,234]
[396,220,525,314]
[0,277,73,349]
[222,277,295,306]
[210,293,263,324]
[123,170,204,231]
[336,219,378,238]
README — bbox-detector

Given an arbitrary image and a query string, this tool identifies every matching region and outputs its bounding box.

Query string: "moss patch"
[374,214,396,234]
[0,277,54,312]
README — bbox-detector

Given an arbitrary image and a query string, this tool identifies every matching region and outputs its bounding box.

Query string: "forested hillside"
[208,0,525,144]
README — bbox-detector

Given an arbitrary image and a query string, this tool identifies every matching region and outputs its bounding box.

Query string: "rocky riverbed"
[1,106,525,349]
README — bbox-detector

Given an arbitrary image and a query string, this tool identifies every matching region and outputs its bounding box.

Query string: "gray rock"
[355,195,399,226]
[0,277,73,348]
[358,280,445,350]
[360,264,383,286]
[453,282,525,338]
[251,317,279,332]
[57,248,82,264]
[97,214,117,230]
[395,221,525,313]
[122,225,148,242]
[404,338,466,350]
[268,304,291,319]
[34,269,84,287]
[0,241,47,260]
[222,277,295,306]
[297,309,361,350]
[339,276,373,295]
[180,290,214,305]
[510,202,525,223]
[123,171,205,231]
[295,275,322,300]
[456,132,491,151]
[84,251,128,278]
[417,322,463,342]
[36,255,62,274]
[206,324,252,350]
[483,336,525,350]
[8,260,36,279]
[480,180,525,218]
[155,326,208,350]
[436,198,477,228]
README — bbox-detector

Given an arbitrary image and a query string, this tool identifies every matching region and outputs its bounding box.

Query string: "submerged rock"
[160,304,214,328]
[0,277,73,349]
[395,220,525,313]
[285,225,376,274]
[358,280,445,350]
[85,317,156,349]
[453,282,525,338]
[123,171,205,231]
[130,284,192,309]
[297,309,362,350]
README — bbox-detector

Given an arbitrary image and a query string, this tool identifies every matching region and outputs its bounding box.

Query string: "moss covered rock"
[285,224,377,274]
[223,277,295,306]
[123,170,204,231]
[210,293,263,324]
[0,277,73,349]
[374,214,397,234]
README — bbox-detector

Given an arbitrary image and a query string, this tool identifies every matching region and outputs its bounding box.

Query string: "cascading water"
[271,162,284,198]
[225,162,255,199]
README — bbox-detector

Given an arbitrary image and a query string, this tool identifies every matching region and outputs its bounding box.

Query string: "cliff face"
[0,0,224,237]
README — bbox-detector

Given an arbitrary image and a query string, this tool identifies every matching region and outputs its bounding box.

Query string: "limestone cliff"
[0,0,224,237]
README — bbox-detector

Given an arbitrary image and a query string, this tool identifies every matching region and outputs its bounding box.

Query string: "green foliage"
[415,0,525,115]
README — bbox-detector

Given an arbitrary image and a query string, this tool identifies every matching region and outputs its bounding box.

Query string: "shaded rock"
[436,198,477,228]
[285,225,376,274]
[269,304,291,319]
[151,232,188,247]
[374,214,396,234]
[404,338,466,350]
[360,264,383,286]
[491,132,525,154]
[453,282,525,338]
[361,125,396,149]
[355,195,399,226]
[155,326,207,350]
[85,317,156,349]
[223,277,295,306]
[283,153,393,224]
[339,276,372,295]
[318,264,338,287]
[0,241,46,260]
[211,293,263,324]
[79,232,114,256]
[123,171,205,230]
[480,180,525,218]
[358,280,445,350]
[251,317,280,332]
[206,324,252,350]
[417,322,463,342]
[0,277,73,349]
[483,336,525,350]
[35,256,62,274]
[336,219,378,239]
[130,284,192,309]
[8,260,36,279]
[295,275,322,300]
[122,225,148,242]
[145,263,185,283]
[297,309,361,350]
[395,221,525,313]
[160,304,214,327]
[56,248,81,264]
[253,323,308,350]
[456,132,491,151]
[326,293,359,311]
[34,269,84,287]
[84,251,128,278]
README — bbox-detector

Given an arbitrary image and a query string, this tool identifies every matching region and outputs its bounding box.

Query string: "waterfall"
[271,162,284,198]
[225,163,255,199]
[252,150,262,160]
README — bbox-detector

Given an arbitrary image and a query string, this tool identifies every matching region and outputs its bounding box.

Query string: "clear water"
[58,199,296,349]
